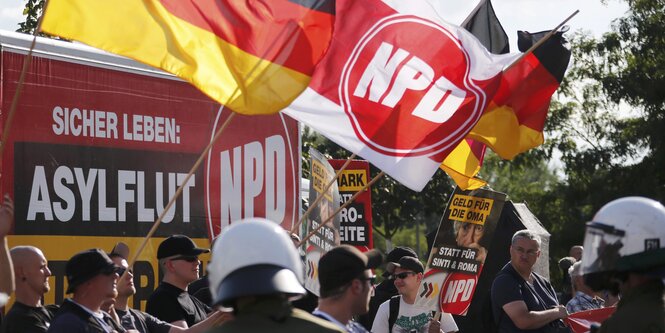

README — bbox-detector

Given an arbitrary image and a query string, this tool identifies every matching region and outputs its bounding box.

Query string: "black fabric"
[461,0,510,54]
[115,308,171,333]
[65,249,117,294]
[1,302,58,333]
[47,299,126,333]
[388,295,400,332]
[491,263,562,333]
[188,275,212,307]
[516,30,571,83]
[146,282,210,327]
[291,290,318,313]
[358,280,397,330]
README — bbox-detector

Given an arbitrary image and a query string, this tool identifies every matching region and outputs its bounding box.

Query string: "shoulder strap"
[388,295,400,332]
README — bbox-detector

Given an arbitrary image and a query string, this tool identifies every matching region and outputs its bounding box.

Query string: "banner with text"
[0,34,300,309]
[303,148,341,295]
[415,187,506,315]
[329,159,373,251]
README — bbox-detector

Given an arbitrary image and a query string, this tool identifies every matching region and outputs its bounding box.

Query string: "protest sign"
[329,159,373,251]
[303,148,341,295]
[415,187,506,315]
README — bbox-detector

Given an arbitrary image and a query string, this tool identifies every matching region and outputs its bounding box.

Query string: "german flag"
[40,0,334,115]
[440,139,487,190]
[467,30,571,159]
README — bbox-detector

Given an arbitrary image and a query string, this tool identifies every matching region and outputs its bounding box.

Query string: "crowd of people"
[0,195,664,332]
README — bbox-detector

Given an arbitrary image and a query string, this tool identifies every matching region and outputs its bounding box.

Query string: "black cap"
[157,235,210,259]
[382,247,418,277]
[318,245,384,295]
[65,249,117,294]
[386,256,424,274]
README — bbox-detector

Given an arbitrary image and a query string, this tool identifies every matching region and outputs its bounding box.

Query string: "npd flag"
[41,0,334,115]
[284,0,520,191]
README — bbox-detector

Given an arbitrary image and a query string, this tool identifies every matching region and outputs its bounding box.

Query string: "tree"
[17,0,43,35]
[301,127,453,252]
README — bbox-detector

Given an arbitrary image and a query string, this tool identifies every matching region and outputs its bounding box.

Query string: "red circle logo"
[340,15,485,157]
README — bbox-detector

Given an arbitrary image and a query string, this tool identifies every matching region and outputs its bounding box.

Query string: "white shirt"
[371,296,458,333]
[0,292,8,307]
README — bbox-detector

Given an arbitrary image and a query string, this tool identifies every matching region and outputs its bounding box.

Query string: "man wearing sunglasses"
[314,245,384,333]
[47,248,126,333]
[371,256,458,333]
[146,235,211,328]
[108,251,225,333]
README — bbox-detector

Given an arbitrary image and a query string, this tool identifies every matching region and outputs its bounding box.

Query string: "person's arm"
[370,300,390,333]
[0,194,15,297]
[502,300,567,330]
[170,311,230,333]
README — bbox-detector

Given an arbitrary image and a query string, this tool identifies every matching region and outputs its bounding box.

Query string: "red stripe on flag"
[159,0,334,75]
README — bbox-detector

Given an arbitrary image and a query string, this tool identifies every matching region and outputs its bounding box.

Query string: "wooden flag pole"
[128,113,235,267]
[504,10,579,72]
[128,9,315,267]
[297,171,385,248]
[0,7,47,159]
[290,153,357,234]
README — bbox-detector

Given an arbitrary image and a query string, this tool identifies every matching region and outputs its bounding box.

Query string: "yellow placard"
[337,170,367,192]
[448,194,494,225]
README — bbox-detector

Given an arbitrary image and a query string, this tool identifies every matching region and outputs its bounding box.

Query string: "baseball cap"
[157,235,210,259]
[318,245,384,295]
[65,249,119,294]
[386,256,424,274]
[383,247,418,277]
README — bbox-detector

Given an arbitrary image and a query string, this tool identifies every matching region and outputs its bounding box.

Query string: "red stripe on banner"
[159,0,334,75]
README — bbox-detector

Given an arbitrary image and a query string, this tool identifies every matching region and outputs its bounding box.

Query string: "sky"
[1,0,629,48]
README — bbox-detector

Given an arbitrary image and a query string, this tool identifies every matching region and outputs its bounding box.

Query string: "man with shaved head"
[1,245,58,333]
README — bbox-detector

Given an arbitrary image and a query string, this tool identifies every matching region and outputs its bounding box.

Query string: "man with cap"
[358,246,416,330]
[146,235,211,328]
[108,249,226,333]
[47,248,126,333]
[314,245,384,333]
[206,218,344,333]
[371,256,458,333]
[2,245,58,333]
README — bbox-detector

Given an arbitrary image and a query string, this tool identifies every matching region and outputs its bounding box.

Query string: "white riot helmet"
[581,197,665,291]
[208,218,306,307]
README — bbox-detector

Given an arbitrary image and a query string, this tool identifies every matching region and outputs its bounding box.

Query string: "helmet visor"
[581,221,626,275]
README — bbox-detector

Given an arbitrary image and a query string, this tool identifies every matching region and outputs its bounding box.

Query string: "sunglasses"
[170,255,199,263]
[115,266,133,276]
[359,275,377,285]
[392,272,417,280]
[102,265,125,276]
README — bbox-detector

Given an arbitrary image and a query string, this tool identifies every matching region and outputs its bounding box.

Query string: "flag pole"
[0,3,48,161]
[128,13,314,268]
[129,113,235,267]
[504,10,579,72]
[291,153,357,234]
[297,171,385,248]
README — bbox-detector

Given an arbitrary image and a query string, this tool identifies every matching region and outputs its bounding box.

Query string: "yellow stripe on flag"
[440,140,486,190]
[467,104,544,159]
[41,0,310,115]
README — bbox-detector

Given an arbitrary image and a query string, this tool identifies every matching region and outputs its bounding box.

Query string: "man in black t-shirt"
[146,235,211,328]
[490,230,568,333]
[108,250,225,333]
[1,245,57,333]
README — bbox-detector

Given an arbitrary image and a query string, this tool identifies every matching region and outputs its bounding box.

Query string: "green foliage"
[17,0,43,34]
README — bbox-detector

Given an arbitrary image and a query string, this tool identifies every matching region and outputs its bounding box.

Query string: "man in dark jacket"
[47,249,126,333]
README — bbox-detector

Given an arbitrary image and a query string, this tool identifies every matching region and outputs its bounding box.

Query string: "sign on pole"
[303,148,341,295]
[329,159,373,251]
[415,187,506,315]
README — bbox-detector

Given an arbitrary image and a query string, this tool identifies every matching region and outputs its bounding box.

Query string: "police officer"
[205,218,343,333]
[581,197,665,332]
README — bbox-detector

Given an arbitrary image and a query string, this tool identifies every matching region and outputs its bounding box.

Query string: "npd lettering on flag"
[285,0,520,191]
